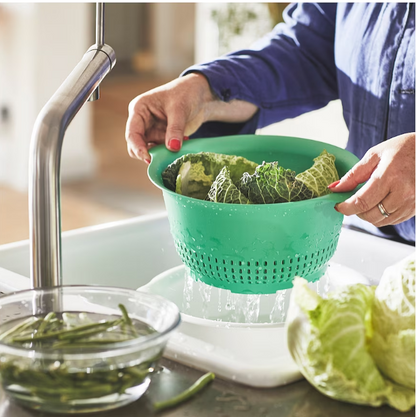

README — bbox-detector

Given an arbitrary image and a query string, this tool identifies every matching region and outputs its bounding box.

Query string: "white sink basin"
[0,213,182,290]
[0,212,413,388]
[0,212,412,290]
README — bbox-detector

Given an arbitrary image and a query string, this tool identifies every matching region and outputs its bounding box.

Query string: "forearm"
[191,72,259,124]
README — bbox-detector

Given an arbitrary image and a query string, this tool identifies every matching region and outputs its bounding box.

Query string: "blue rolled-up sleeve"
[182,3,339,137]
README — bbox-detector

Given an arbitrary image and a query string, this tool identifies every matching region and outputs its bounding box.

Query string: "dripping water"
[181,267,332,324]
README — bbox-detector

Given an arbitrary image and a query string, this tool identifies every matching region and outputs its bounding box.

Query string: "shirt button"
[221,89,231,101]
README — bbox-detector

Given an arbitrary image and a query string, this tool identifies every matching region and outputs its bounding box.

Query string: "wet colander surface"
[148,135,359,294]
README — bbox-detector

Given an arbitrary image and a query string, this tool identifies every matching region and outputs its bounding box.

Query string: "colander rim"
[148,134,360,207]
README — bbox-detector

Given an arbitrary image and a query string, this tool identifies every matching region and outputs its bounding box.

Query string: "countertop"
[0,358,412,417]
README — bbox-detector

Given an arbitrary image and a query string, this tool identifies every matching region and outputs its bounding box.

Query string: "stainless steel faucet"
[29,3,116,289]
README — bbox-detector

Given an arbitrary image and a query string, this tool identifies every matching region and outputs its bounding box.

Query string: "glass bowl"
[0,285,180,414]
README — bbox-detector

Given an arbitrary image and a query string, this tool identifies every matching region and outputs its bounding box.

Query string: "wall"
[0,3,96,191]
[258,101,349,148]
[152,3,196,77]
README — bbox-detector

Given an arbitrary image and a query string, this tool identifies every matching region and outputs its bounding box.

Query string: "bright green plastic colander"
[148,135,359,294]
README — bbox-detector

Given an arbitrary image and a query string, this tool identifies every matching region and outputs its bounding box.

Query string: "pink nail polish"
[328,180,340,189]
[145,158,151,165]
[183,136,189,141]
[168,138,181,151]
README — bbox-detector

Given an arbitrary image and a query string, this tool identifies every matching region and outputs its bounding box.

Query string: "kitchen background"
[0,3,349,245]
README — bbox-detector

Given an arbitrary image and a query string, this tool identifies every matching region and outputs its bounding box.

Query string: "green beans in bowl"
[0,286,180,413]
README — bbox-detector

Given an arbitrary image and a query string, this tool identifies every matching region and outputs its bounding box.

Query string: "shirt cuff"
[182,64,260,138]
[181,62,259,106]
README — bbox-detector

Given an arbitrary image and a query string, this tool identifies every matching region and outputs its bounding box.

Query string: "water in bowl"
[0,311,159,413]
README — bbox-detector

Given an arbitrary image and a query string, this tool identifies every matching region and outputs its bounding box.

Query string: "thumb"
[329,153,379,192]
[165,108,187,152]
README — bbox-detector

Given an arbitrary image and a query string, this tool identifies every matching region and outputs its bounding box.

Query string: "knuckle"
[365,149,378,162]
[353,195,371,212]
[343,169,355,182]
[168,123,185,134]
[360,149,378,167]
[128,94,148,114]
[343,167,361,187]
[125,131,136,142]
[128,97,140,113]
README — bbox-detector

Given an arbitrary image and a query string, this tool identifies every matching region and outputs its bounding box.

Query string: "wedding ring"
[377,202,390,218]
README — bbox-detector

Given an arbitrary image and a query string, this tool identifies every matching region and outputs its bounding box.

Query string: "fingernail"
[183,136,189,141]
[145,158,151,165]
[334,204,340,212]
[328,180,340,189]
[168,138,181,151]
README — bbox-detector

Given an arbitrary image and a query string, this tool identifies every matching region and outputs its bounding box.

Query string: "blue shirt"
[184,3,415,244]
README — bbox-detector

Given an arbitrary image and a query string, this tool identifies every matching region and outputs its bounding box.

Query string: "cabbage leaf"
[286,276,415,412]
[370,254,415,389]
[175,161,213,200]
[207,166,250,204]
[296,150,339,197]
[239,162,313,204]
[162,152,258,200]
[162,149,339,204]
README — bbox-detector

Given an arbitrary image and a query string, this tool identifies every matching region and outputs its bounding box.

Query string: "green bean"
[1,362,152,401]
[57,319,123,341]
[0,317,41,342]
[12,319,120,343]
[118,303,138,337]
[36,312,56,336]
[153,372,215,412]
[0,306,158,405]
[118,304,132,325]
[52,338,129,349]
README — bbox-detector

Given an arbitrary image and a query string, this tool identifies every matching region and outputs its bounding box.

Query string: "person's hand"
[125,73,214,163]
[329,132,415,227]
[125,72,258,164]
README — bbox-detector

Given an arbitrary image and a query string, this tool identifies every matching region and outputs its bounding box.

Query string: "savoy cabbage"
[286,254,416,412]
[239,162,313,203]
[162,150,339,204]
[207,166,251,204]
[162,152,258,200]
[296,149,339,197]
[370,254,415,390]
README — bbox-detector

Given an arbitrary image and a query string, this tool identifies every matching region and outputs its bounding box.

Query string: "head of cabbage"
[286,254,415,412]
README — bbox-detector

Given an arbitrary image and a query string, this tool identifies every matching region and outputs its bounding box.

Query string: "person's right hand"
[125,73,215,163]
[125,72,258,163]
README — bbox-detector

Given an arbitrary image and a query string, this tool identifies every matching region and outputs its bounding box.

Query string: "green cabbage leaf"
[162,149,339,204]
[239,162,313,203]
[175,160,213,200]
[370,254,415,389]
[162,152,258,200]
[207,166,250,204]
[286,268,415,412]
[296,149,339,197]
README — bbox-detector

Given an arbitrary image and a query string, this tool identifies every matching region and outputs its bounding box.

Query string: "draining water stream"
[181,266,332,324]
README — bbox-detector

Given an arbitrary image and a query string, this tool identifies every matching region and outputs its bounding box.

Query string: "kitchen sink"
[0,212,412,291]
[0,212,413,388]
[0,213,181,291]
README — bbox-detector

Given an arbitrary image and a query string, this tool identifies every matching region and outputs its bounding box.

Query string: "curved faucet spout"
[29,44,116,289]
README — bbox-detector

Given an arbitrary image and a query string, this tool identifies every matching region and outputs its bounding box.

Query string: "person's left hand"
[328,132,415,227]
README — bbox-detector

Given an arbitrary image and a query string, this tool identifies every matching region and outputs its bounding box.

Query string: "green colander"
[148,135,359,294]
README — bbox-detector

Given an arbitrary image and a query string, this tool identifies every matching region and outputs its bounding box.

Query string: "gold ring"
[377,202,390,218]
